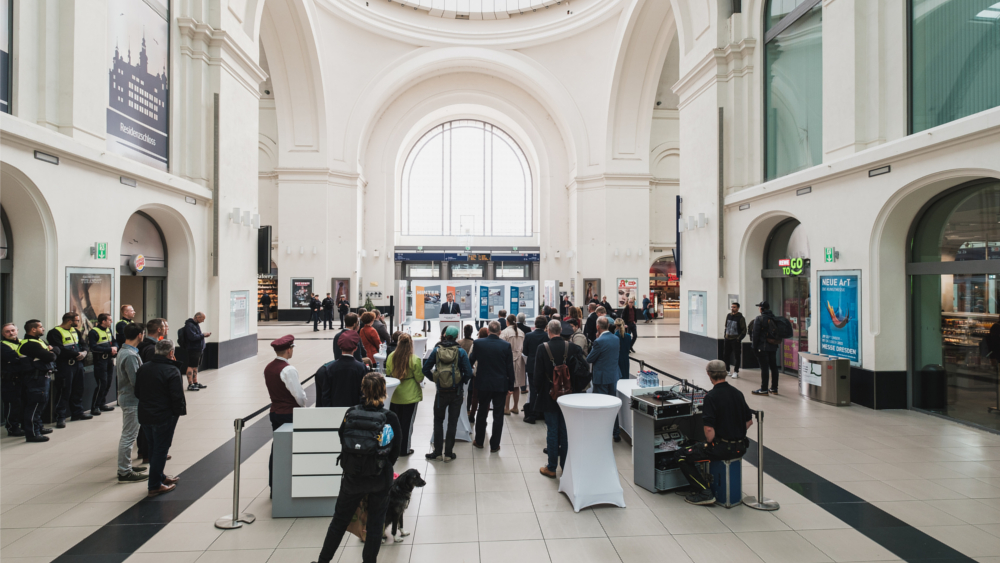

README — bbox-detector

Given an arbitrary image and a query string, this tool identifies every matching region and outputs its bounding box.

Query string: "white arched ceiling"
[258,0,328,169]
[605,0,677,174]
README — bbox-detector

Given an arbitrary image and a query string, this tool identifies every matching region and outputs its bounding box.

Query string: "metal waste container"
[798,352,850,406]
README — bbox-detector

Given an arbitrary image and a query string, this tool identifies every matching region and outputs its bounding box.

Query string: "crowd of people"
[1,306,211,497]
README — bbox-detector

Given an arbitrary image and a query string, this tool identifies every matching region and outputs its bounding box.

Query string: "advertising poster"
[819,271,861,365]
[687,290,707,336]
[331,278,351,304]
[449,284,474,319]
[509,286,520,317]
[617,278,639,308]
[66,268,115,324]
[230,290,249,339]
[1,0,10,114]
[107,0,169,170]
[584,279,601,304]
[398,280,408,325]
[416,285,441,320]
[291,278,313,309]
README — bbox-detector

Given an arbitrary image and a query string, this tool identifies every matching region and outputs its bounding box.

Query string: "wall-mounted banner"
[446,284,475,319]
[509,286,520,317]
[616,278,639,308]
[415,285,441,320]
[107,0,169,170]
[66,268,115,324]
[291,278,313,309]
[818,271,861,365]
[512,282,537,316]
[479,284,505,320]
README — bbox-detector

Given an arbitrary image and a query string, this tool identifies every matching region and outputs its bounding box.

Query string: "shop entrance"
[649,255,679,318]
[910,179,1000,433]
[0,207,11,324]
[120,212,168,323]
[762,219,811,374]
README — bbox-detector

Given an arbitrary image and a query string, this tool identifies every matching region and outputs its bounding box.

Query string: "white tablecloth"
[412,337,427,359]
[385,377,400,405]
[373,353,387,368]
[616,379,641,440]
[556,394,626,512]
[427,381,472,446]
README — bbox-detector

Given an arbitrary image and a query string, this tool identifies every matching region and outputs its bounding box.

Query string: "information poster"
[510,286,520,316]
[513,283,536,316]
[107,0,169,170]
[478,285,505,320]
[687,290,707,336]
[291,278,313,309]
[584,279,601,304]
[448,284,474,319]
[415,285,441,320]
[617,278,639,308]
[230,290,249,338]
[819,271,861,365]
[66,268,115,324]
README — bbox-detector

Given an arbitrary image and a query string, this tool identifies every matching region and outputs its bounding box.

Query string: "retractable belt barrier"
[628,356,778,510]
[215,373,317,530]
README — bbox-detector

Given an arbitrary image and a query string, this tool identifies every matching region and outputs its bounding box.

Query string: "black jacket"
[584,313,598,343]
[750,311,778,352]
[318,356,368,408]
[338,299,350,315]
[310,298,322,313]
[182,319,206,352]
[724,312,747,341]
[138,337,158,363]
[2,338,26,374]
[468,334,515,393]
[601,301,616,318]
[47,327,87,362]
[134,355,187,425]
[498,317,507,330]
[322,297,334,311]
[14,338,56,373]
[115,319,130,347]
[522,328,550,377]
[260,294,272,308]
[339,404,401,493]
[532,337,584,414]
[333,329,366,362]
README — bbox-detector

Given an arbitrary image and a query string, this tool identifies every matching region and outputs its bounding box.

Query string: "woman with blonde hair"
[387,333,423,456]
[613,318,631,380]
[500,314,526,415]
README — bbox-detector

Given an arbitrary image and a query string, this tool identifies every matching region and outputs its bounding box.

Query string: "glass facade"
[763,220,811,373]
[910,0,1000,133]
[911,180,1000,433]
[764,1,823,181]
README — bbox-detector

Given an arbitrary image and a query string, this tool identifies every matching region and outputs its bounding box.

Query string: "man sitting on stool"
[677,359,753,506]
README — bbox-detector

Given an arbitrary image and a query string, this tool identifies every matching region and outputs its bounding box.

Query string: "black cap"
[755,301,770,310]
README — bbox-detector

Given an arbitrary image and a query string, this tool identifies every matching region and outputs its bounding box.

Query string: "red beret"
[271,334,295,351]
[338,329,360,351]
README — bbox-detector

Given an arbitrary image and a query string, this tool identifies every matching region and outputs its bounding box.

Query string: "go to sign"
[778,258,806,276]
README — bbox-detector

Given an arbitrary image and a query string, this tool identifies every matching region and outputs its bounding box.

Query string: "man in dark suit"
[584,303,599,343]
[440,292,461,315]
[468,321,515,452]
[497,310,508,330]
[521,316,550,424]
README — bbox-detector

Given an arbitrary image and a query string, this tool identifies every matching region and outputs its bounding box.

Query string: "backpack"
[434,345,462,392]
[766,316,794,344]
[177,326,186,346]
[567,345,593,392]
[543,342,573,401]
[337,407,393,476]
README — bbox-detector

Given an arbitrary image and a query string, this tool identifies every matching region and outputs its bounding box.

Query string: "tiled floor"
[3,319,1000,562]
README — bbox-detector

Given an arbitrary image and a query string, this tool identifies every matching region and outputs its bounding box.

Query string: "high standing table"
[556,394,626,512]
[616,379,641,443]
[385,377,400,405]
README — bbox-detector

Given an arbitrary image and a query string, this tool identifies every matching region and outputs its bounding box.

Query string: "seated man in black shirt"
[677,359,753,506]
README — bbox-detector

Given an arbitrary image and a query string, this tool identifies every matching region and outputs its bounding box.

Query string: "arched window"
[910,0,1000,133]
[401,120,532,237]
[764,0,823,181]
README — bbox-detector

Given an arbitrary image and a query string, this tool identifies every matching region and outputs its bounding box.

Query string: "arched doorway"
[649,256,678,318]
[0,206,11,324]
[909,178,1000,433]
[120,212,168,324]
[762,219,811,373]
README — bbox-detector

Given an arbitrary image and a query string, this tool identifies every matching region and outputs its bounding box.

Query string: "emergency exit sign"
[95,242,108,260]
[825,247,837,263]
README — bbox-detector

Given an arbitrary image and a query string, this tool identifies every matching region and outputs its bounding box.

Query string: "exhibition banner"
[291,278,313,309]
[617,278,638,308]
[107,0,169,170]
[479,284,505,320]
[510,286,520,316]
[450,284,474,319]
[819,271,861,364]
[415,285,441,320]
[66,268,114,324]
[512,282,537,316]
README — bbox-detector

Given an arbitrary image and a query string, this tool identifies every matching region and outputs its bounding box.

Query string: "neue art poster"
[819,271,861,365]
[66,268,115,324]
[107,0,169,170]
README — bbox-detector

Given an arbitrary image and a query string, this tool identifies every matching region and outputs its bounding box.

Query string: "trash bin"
[798,352,851,406]
[917,364,947,410]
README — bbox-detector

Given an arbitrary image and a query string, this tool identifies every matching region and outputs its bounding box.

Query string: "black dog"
[383,468,426,543]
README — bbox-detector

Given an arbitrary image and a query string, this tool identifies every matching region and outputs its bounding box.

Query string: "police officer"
[116,304,136,347]
[48,312,92,427]
[310,294,322,332]
[321,293,335,330]
[88,313,118,416]
[19,319,57,442]
[2,322,25,436]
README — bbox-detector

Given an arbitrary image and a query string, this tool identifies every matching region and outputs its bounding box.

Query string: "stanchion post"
[743,410,779,511]
[216,418,257,529]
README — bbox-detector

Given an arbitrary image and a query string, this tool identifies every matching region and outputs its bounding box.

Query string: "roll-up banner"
[510,286,520,316]
[510,282,538,317]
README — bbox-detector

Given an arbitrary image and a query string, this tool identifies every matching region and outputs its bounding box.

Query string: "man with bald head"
[181,312,211,391]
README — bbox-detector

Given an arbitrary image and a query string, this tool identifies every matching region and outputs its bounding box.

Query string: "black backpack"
[177,327,186,346]
[337,407,393,476]
[566,343,593,392]
[766,317,794,343]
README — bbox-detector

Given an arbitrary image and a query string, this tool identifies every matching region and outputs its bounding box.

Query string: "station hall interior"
[2,0,1000,562]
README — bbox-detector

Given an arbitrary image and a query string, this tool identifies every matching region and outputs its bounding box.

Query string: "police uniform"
[1,338,25,435]
[88,325,117,415]
[115,318,131,347]
[47,325,89,422]
[17,337,56,441]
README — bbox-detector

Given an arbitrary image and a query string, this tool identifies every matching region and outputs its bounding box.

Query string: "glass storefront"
[910,179,1000,432]
[763,220,811,373]
[650,256,679,316]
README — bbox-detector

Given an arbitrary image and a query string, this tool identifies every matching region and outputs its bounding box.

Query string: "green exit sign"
[95,242,108,260]
[824,247,837,263]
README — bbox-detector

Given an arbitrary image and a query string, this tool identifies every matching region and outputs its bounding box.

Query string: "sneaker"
[187,384,200,391]
[25,435,50,443]
[769,388,779,394]
[55,419,66,429]
[523,417,536,424]
[425,451,442,461]
[731,372,739,379]
[443,453,457,463]
[118,471,149,483]
[684,490,716,506]
[540,467,557,479]
[196,383,207,389]
[133,465,148,472]
[752,389,769,395]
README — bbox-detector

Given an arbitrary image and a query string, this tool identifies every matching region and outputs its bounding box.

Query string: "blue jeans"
[642,309,650,321]
[144,416,178,491]
[544,410,567,471]
[592,383,620,438]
